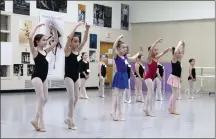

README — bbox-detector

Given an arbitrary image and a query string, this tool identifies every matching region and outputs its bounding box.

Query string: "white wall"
[128,1,215,23]
[5,1,131,30]
[1,1,132,90]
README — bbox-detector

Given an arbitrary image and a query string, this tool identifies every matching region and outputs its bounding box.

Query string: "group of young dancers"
[28,21,196,132]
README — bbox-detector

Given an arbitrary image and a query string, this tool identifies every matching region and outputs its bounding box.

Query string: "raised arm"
[155,47,171,60]
[128,47,143,61]
[28,23,44,58]
[64,21,84,53]
[147,38,163,61]
[44,24,58,53]
[113,35,124,58]
[78,22,90,52]
[173,41,185,61]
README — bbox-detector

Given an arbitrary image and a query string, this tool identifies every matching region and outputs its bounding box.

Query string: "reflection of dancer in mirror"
[111,35,142,121]
[143,38,171,117]
[98,54,107,98]
[47,28,62,69]
[79,52,90,99]
[29,23,58,132]
[167,41,185,115]
[64,21,90,130]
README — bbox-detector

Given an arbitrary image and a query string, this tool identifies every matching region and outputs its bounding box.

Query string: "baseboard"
[0,87,99,93]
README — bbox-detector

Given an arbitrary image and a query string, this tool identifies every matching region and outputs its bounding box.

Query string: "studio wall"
[130,19,215,92]
[1,1,132,90]
[128,1,215,23]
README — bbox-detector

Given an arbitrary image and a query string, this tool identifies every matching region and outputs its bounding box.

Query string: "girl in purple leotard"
[110,35,142,121]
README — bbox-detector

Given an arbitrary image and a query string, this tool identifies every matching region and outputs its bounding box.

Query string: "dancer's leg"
[65,77,77,130]
[156,77,163,100]
[111,88,118,121]
[144,79,154,116]
[31,77,46,131]
[188,80,194,99]
[168,87,179,115]
[117,89,125,120]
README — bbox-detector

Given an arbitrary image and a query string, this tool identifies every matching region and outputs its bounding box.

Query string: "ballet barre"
[195,67,215,94]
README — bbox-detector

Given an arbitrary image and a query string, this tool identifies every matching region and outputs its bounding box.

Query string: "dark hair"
[148,46,151,51]
[81,52,86,59]
[137,54,142,59]
[189,58,195,63]
[172,47,175,55]
[33,34,44,47]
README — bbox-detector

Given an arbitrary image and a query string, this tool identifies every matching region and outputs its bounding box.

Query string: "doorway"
[100,42,113,86]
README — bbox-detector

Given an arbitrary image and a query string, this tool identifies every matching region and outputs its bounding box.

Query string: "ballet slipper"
[65,119,77,130]
[110,112,118,121]
[118,114,125,121]
[38,123,46,132]
[172,112,180,115]
[101,95,105,98]
[31,120,39,131]
[143,109,150,116]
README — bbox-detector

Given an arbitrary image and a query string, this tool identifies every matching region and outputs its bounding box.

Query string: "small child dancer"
[79,52,90,99]
[167,41,185,115]
[134,55,145,103]
[143,38,171,117]
[98,54,107,98]
[111,35,141,121]
[154,58,164,101]
[123,52,134,104]
[188,58,196,99]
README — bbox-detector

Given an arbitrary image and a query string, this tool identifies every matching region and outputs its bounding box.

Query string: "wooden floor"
[1,89,215,138]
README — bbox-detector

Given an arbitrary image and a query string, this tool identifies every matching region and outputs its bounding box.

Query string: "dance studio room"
[0,1,215,138]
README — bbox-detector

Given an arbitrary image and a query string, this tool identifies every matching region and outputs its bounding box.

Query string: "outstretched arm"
[128,47,143,61]
[78,22,90,52]
[28,23,45,58]
[64,21,84,54]
[155,47,171,60]
[113,35,124,58]
[173,41,185,61]
[44,24,58,53]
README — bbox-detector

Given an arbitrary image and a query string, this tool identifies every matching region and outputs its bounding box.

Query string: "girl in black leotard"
[167,41,185,115]
[188,58,196,99]
[64,21,90,130]
[154,58,164,101]
[29,23,58,132]
[98,54,107,98]
[79,52,90,99]
[134,54,145,103]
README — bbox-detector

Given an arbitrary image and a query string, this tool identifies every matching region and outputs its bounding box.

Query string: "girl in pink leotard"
[143,38,171,117]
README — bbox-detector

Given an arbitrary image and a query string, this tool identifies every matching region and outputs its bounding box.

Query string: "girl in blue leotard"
[111,35,142,121]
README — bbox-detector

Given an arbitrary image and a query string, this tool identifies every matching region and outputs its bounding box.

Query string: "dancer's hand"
[76,21,84,27]
[157,38,163,43]
[118,35,124,39]
[49,24,56,30]
[85,22,90,29]
[36,23,45,28]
